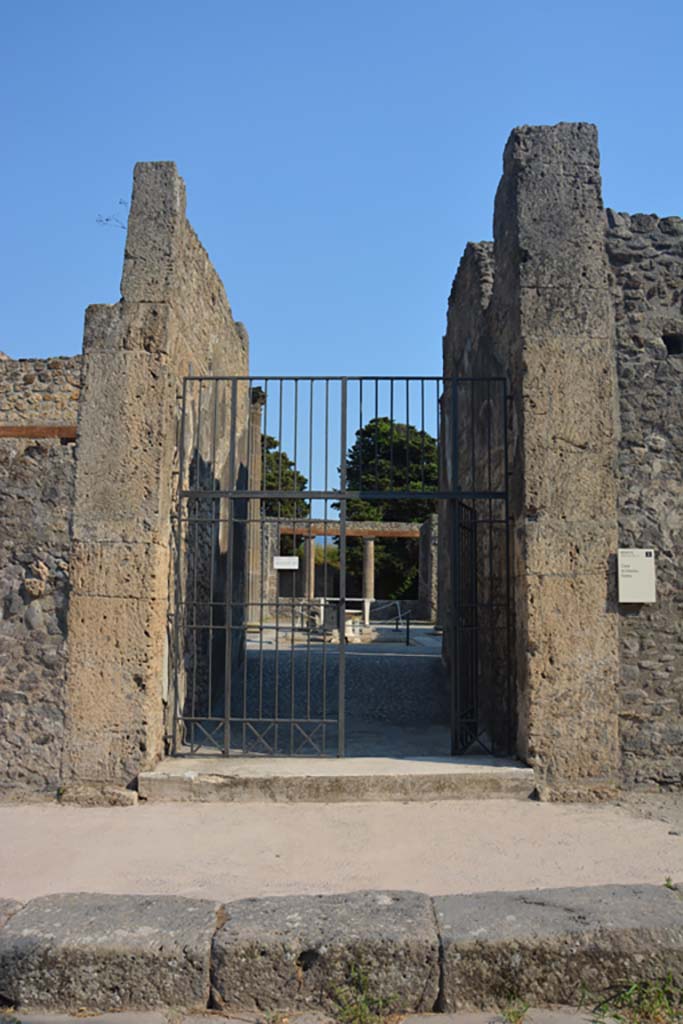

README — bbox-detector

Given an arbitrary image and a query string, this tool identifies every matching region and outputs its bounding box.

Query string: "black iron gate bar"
[171,375,512,758]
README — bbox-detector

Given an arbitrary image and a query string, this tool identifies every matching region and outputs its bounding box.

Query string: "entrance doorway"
[170,376,512,757]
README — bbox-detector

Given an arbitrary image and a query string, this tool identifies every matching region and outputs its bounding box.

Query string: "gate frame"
[170,375,513,758]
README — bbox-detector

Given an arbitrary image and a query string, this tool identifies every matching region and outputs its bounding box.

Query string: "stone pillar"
[418,515,439,623]
[246,388,266,624]
[62,161,249,793]
[492,124,621,797]
[303,536,316,600]
[362,538,375,625]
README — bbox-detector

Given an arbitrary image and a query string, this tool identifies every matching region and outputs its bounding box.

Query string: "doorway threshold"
[138,753,535,803]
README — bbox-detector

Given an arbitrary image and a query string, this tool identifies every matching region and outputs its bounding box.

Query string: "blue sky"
[2,0,682,376]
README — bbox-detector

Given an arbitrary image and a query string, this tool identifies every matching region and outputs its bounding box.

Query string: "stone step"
[138,754,535,803]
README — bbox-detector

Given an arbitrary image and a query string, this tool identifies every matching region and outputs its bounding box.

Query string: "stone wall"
[606,212,683,786]
[441,244,511,753]
[444,124,622,794]
[62,162,249,792]
[0,357,81,425]
[445,122,683,794]
[0,356,82,796]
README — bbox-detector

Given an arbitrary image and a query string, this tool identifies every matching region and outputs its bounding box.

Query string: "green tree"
[261,434,309,520]
[341,417,438,599]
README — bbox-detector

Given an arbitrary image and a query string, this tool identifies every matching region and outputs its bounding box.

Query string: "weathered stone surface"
[63,593,167,785]
[0,893,221,1010]
[606,211,683,788]
[0,429,77,798]
[63,160,249,790]
[435,883,683,1010]
[14,1015,169,1024]
[0,359,80,798]
[211,890,440,1014]
[0,897,22,927]
[443,122,622,795]
[3,1011,611,1024]
[0,357,82,427]
[57,783,138,806]
[69,540,168,600]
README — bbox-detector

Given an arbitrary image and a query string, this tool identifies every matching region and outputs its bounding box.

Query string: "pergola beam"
[277,519,420,539]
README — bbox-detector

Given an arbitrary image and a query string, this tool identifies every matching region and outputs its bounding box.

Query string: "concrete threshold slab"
[138,754,535,803]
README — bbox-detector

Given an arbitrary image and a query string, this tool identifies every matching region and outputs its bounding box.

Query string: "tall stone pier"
[445,124,621,797]
[62,163,249,792]
[445,121,683,796]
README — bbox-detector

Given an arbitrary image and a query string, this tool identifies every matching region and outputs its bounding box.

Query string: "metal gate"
[170,376,512,757]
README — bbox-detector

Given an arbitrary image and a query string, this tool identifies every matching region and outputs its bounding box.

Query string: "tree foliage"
[341,417,438,599]
[261,435,309,520]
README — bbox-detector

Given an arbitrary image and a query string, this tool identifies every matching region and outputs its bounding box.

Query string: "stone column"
[418,515,438,623]
[246,388,266,624]
[303,536,316,601]
[362,538,375,625]
[62,161,249,794]
[492,124,621,797]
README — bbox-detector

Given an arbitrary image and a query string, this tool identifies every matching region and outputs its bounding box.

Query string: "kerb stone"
[0,893,221,1011]
[435,883,683,1010]
[211,890,439,1014]
[0,898,22,928]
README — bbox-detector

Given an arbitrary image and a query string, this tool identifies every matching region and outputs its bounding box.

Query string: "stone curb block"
[435,883,683,1011]
[0,898,22,929]
[0,885,682,1014]
[0,893,222,1011]
[210,890,440,1013]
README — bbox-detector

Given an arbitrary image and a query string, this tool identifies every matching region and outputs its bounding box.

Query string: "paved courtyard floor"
[1,793,681,904]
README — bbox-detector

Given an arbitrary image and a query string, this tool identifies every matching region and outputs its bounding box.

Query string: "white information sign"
[273,555,300,571]
[617,548,656,603]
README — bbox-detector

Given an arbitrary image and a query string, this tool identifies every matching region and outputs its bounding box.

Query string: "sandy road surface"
[2,796,682,902]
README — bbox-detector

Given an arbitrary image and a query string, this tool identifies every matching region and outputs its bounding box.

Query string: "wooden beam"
[278,520,420,539]
[0,424,78,440]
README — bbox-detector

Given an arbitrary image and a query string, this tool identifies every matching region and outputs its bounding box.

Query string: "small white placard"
[618,548,656,603]
[273,555,300,571]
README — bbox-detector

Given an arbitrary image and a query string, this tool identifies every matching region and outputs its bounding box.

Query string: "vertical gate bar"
[223,377,238,757]
[472,381,479,747]
[473,506,479,746]
[358,379,363,489]
[405,378,410,485]
[338,377,348,757]
[503,379,513,754]
[242,380,253,753]
[306,380,314,723]
[374,379,379,489]
[322,501,328,751]
[290,380,299,754]
[322,380,330,747]
[274,381,284,753]
[450,378,461,755]
[470,382,476,492]
[190,381,204,749]
[207,379,220,723]
[421,379,425,490]
[389,380,394,489]
[172,376,189,755]
[486,379,494,751]
[258,380,268,723]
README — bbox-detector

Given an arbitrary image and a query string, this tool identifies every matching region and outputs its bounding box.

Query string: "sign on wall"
[617,549,656,603]
[273,555,300,570]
